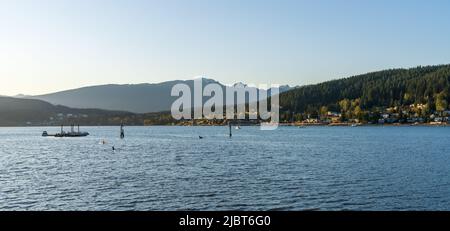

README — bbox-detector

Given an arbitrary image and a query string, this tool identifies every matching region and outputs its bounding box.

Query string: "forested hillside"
[279,65,450,122]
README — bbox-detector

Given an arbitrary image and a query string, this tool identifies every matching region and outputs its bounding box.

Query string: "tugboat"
[42,125,89,137]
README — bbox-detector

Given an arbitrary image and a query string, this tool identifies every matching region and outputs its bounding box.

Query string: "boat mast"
[120,123,125,139]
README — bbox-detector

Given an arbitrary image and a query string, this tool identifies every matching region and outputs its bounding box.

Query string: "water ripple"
[1,126,450,210]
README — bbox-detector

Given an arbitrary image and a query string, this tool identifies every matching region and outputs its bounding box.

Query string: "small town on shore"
[35,102,450,127]
[176,101,450,127]
[282,104,450,126]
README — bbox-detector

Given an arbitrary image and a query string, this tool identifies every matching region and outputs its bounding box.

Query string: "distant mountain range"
[27,78,294,113]
[2,65,449,126]
[1,78,296,126]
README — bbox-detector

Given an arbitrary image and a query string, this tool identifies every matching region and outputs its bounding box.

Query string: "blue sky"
[1,0,450,95]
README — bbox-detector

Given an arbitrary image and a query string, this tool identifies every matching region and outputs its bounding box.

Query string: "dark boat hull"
[43,132,89,137]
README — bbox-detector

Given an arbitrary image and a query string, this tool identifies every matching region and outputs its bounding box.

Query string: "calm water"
[1,126,450,211]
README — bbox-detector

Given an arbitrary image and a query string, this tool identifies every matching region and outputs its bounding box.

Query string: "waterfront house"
[324,111,341,123]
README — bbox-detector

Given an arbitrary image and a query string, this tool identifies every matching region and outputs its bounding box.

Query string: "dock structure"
[42,124,89,137]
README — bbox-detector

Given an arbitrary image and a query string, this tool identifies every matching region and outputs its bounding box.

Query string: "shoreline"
[1,123,449,128]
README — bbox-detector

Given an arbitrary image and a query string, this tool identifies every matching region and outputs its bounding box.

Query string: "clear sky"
[1,0,450,95]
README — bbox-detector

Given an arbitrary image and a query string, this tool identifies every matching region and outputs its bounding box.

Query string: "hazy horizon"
[1,63,449,97]
[2,0,450,96]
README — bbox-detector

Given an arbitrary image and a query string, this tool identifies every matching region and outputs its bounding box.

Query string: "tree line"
[279,64,450,122]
